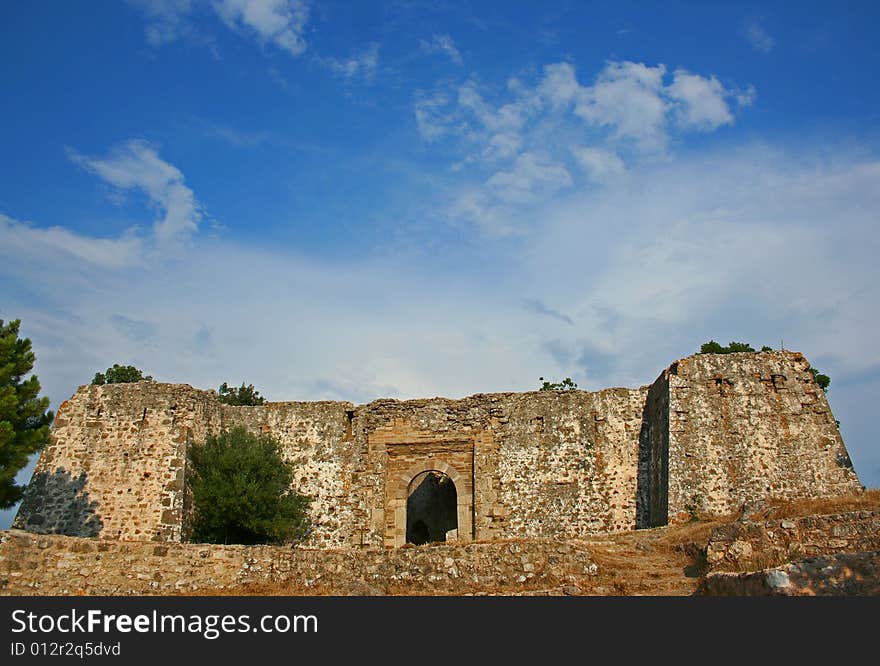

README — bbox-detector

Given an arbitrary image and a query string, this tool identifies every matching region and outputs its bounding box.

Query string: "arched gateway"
[406,470,458,544]
[377,426,479,548]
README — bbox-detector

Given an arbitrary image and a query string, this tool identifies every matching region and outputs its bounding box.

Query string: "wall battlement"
[13,351,861,548]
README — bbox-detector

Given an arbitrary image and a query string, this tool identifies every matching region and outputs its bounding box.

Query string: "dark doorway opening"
[406,471,457,545]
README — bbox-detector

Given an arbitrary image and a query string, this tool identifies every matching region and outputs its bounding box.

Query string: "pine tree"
[0,319,53,508]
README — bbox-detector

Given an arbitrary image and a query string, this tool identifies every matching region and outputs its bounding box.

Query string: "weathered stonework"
[12,351,862,549]
[704,510,880,571]
[0,530,596,596]
[641,351,860,523]
[12,383,221,543]
[697,550,880,596]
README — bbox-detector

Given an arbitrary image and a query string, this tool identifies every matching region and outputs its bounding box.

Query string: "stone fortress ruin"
[13,350,862,551]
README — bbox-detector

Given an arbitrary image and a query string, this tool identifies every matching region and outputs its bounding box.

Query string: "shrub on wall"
[187,426,311,545]
[807,367,831,391]
[217,382,266,406]
[538,377,578,391]
[698,341,830,391]
[699,340,756,354]
[92,364,153,385]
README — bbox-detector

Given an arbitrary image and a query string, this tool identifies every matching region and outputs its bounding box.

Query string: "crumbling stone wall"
[13,383,221,542]
[492,388,647,537]
[697,550,880,596]
[641,351,861,523]
[13,351,862,548]
[0,530,597,596]
[355,388,647,547]
[704,510,880,571]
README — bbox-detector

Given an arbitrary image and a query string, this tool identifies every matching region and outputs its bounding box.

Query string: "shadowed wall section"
[14,383,221,541]
[12,468,102,537]
[637,371,669,528]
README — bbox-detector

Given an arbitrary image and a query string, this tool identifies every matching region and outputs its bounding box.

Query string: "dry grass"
[755,488,880,520]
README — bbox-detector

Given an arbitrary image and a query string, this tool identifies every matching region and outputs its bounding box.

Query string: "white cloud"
[483,131,522,161]
[736,84,757,108]
[486,152,572,204]
[0,140,200,279]
[418,59,752,235]
[446,152,573,236]
[457,79,530,134]
[414,75,537,157]
[198,119,272,147]
[537,62,581,108]
[745,20,775,53]
[570,146,626,182]
[573,61,669,151]
[212,0,309,55]
[414,90,454,141]
[68,139,202,249]
[324,43,380,82]
[666,70,734,131]
[420,34,463,64]
[129,0,309,55]
[447,189,515,237]
[128,0,193,46]
[419,59,750,179]
[0,213,143,270]
[456,77,541,163]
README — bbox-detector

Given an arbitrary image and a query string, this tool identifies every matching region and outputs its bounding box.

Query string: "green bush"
[92,364,152,385]
[538,377,578,391]
[684,494,704,523]
[187,426,311,545]
[699,340,755,354]
[698,341,831,392]
[217,382,266,406]
[808,367,831,391]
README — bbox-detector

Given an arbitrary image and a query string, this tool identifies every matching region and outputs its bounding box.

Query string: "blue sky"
[2,1,879,527]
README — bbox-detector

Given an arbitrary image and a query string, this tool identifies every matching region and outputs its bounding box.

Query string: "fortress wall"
[355,395,512,547]
[354,388,646,545]
[13,383,221,542]
[494,388,647,537]
[13,351,861,548]
[664,351,862,521]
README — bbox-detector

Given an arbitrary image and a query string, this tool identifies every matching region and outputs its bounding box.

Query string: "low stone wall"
[705,510,880,571]
[697,551,880,596]
[0,531,597,596]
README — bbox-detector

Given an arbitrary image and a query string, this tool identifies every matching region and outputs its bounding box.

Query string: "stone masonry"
[12,351,862,549]
[0,530,596,596]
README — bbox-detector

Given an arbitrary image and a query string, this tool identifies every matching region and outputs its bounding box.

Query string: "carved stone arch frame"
[374,425,475,548]
[386,456,473,548]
